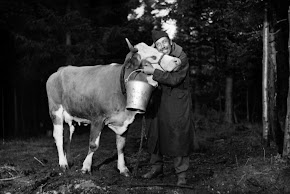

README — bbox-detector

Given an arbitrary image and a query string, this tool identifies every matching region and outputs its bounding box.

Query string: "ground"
[1,116,290,194]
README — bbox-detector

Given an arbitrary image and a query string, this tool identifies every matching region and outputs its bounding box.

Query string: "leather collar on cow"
[120,64,127,95]
[120,50,141,95]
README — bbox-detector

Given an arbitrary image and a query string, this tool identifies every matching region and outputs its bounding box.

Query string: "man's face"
[155,37,172,55]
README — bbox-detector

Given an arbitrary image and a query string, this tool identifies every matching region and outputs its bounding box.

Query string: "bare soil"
[1,117,290,194]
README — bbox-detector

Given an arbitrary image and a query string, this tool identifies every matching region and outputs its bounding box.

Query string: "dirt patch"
[0,119,289,194]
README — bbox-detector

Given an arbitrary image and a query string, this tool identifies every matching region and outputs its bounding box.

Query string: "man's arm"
[152,52,189,87]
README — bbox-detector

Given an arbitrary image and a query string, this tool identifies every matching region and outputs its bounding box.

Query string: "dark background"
[0,0,289,138]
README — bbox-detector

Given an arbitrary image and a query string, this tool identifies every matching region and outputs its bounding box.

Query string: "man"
[142,30,194,186]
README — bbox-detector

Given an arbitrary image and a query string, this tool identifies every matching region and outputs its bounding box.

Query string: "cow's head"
[124,38,181,72]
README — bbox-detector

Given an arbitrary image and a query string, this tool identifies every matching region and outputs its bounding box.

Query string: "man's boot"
[177,172,187,186]
[142,165,163,179]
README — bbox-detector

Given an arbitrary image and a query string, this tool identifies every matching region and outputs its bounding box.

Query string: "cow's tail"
[46,71,64,123]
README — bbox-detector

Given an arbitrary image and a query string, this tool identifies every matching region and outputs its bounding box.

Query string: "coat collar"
[170,42,183,57]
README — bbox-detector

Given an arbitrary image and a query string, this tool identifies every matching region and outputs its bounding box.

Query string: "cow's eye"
[150,56,157,60]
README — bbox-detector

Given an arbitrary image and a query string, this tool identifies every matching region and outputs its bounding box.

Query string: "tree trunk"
[251,89,258,122]
[20,90,25,136]
[65,1,72,66]
[246,88,250,122]
[33,98,38,135]
[66,1,71,46]
[262,2,270,144]
[269,24,278,147]
[233,104,238,123]
[219,90,222,114]
[282,6,290,157]
[13,88,18,136]
[1,87,5,144]
[224,76,233,123]
[66,32,71,46]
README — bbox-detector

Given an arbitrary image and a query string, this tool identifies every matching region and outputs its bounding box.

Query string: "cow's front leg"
[116,133,130,177]
[53,123,68,170]
[52,106,68,170]
[81,121,103,174]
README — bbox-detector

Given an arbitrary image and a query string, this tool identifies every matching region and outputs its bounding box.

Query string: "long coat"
[146,43,194,157]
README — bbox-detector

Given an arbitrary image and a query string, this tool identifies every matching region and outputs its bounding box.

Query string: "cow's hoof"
[120,169,130,177]
[60,164,68,171]
[81,168,91,174]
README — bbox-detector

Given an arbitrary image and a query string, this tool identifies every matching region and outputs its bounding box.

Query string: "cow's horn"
[125,38,138,53]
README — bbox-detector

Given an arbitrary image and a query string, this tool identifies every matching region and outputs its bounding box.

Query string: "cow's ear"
[124,52,132,67]
[151,43,155,47]
[124,51,138,69]
[125,38,138,53]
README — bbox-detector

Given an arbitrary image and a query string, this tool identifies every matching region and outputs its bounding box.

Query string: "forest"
[1,0,290,193]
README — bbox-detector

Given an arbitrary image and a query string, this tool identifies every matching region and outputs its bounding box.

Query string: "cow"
[46,39,181,177]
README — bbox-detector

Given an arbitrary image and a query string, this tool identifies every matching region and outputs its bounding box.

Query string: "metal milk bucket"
[125,69,154,113]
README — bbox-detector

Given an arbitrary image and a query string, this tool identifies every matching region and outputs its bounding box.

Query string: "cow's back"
[46,64,126,120]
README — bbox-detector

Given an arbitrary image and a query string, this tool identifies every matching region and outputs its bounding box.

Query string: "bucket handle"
[125,69,143,83]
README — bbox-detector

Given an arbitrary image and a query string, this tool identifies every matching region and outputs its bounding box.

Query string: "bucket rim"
[126,80,154,87]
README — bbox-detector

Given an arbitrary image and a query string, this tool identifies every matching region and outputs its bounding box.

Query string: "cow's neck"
[120,64,127,95]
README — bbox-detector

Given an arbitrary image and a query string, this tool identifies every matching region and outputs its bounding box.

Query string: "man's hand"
[143,62,155,75]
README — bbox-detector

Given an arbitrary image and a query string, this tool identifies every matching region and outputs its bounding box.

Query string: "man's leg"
[142,153,163,179]
[150,153,163,167]
[174,156,189,185]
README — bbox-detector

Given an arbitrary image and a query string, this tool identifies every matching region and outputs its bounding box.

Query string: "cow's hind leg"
[52,106,68,170]
[63,123,75,167]
[81,121,103,174]
[63,110,75,167]
[116,133,130,177]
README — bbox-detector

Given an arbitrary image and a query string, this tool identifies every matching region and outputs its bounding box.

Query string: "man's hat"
[152,30,169,43]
